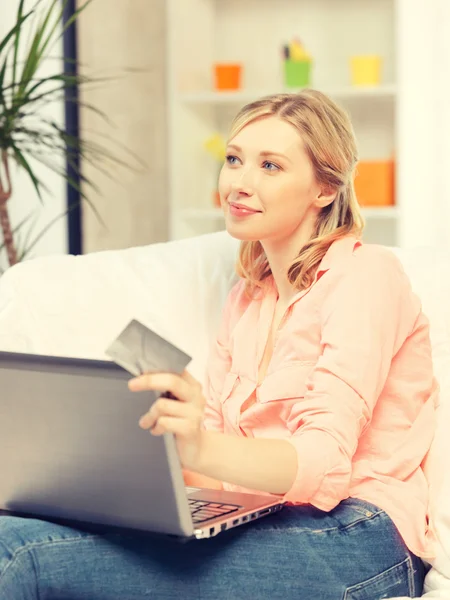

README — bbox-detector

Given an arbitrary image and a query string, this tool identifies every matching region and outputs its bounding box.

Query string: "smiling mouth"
[228,203,261,215]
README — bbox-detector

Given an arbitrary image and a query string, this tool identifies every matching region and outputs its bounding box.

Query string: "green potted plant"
[0,0,128,269]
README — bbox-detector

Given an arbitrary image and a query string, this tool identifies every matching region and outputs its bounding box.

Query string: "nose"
[230,171,254,197]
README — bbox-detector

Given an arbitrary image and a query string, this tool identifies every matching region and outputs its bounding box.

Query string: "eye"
[262,161,280,171]
[225,155,240,165]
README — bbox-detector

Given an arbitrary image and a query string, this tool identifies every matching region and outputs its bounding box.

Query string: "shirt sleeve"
[203,280,245,432]
[283,247,422,509]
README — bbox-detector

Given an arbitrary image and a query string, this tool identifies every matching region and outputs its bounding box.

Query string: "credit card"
[105,319,192,377]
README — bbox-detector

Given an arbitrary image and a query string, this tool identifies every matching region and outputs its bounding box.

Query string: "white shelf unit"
[180,85,397,105]
[167,0,402,246]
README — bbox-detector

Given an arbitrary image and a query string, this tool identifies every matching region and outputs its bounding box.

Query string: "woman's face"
[219,116,330,244]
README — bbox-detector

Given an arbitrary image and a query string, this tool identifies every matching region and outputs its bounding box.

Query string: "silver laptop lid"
[0,351,194,537]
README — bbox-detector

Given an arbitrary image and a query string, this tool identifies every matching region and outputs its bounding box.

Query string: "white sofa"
[0,230,449,599]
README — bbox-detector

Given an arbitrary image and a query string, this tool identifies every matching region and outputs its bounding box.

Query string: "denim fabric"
[0,498,425,600]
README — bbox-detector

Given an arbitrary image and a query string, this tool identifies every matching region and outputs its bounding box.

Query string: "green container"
[284,59,311,88]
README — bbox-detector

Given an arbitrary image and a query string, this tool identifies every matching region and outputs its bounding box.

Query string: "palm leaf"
[19,202,80,260]
[23,150,105,226]
[0,67,85,97]
[55,123,146,168]
[0,59,8,112]
[0,209,36,257]
[17,0,93,100]
[0,9,32,56]
[24,73,90,100]
[15,212,40,261]
[34,0,60,62]
[13,120,132,184]
[21,74,108,110]
[57,0,94,43]
[0,0,140,268]
[38,118,142,169]
[12,145,45,202]
[16,2,57,99]
[11,0,26,97]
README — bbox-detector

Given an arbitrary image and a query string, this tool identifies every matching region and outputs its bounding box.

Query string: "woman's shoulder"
[354,242,401,263]
[322,240,414,302]
[323,241,423,332]
[344,242,408,282]
[326,243,421,322]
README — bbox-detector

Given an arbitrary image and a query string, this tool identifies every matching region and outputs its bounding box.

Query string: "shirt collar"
[262,235,362,303]
[316,235,362,275]
[289,235,362,304]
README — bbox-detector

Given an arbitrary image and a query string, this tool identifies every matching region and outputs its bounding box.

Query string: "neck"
[262,238,309,305]
[268,267,297,306]
[260,215,318,304]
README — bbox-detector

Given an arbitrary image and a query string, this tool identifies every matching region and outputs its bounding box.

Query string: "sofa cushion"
[390,247,450,597]
[0,232,239,382]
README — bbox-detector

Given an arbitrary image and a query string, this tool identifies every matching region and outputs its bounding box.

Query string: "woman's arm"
[131,248,426,502]
[130,370,296,495]
[182,469,223,490]
[188,249,427,500]
[195,431,297,495]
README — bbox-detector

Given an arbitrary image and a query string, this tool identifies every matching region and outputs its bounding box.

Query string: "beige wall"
[77,0,168,253]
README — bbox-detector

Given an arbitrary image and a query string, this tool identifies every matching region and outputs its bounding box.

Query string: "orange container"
[354,160,395,206]
[214,63,242,91]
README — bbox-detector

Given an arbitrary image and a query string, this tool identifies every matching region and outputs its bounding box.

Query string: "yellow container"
[350,55,382,86]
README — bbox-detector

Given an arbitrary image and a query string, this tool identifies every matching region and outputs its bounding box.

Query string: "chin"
[225,225,261,242]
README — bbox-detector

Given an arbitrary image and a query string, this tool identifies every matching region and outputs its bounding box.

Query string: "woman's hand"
[128,370,206,472]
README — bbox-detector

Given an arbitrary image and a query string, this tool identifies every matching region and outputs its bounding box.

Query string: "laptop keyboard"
[189,498,240,524]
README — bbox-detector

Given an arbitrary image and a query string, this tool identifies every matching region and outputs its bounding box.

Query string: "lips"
[228,202,261,214]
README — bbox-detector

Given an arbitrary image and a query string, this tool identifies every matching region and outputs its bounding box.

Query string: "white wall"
[0,0,68,271]
[397,0,450,250]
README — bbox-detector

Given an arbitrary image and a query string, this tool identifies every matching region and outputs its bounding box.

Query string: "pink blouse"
[203,236,438,559]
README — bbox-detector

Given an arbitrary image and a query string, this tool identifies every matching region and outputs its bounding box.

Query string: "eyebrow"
[227,144,292,164]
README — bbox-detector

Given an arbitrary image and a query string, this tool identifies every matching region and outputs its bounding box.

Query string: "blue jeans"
[0,498,425,599]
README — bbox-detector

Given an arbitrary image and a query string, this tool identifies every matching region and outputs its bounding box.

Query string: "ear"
[314,187,337,209]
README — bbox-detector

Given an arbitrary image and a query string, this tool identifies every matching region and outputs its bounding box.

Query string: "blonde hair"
[230,89,364,296]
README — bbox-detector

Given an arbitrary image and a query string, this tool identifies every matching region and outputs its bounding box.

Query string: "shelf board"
[360,206,399,219]
[182,206,399,220]
[180,85,397,105]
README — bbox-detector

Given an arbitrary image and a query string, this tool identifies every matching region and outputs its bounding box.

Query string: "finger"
[128,372,201,405]
[160,391,178,400]
[180,370,205,405]
[150,415,196,437]
[139,398,195,429]
[129,372,187,396]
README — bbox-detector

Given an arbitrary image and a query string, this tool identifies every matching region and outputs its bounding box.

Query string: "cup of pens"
[283,39,312,88]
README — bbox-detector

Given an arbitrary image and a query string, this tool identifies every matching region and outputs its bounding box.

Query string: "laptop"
[0,350,284,539]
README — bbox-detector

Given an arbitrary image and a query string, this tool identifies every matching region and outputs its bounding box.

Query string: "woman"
[0,90,437,599]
